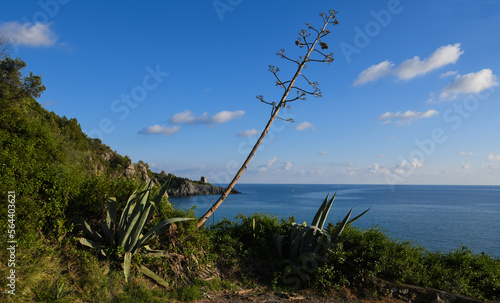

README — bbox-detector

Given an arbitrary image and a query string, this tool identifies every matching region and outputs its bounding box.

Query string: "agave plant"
[276,192,369,264]
[73,180,194,283]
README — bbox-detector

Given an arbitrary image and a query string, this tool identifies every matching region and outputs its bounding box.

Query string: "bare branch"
[277,49,300,65]
[277,116,294,122]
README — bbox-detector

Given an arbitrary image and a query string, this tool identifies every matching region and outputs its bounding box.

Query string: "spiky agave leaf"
[316,193,336,230]
[106,197,117,244]
[73,216,103,243]
[348,207,371,225]
[119,182,151,249]
[124,252,132,283]
[276,235,288,259]
[78,237,100,250]
[311,194,330,227]
[117,182,150,241]
[125,190,154,251]
[139,265,172,289]
[145,177,171,222]
[332,208,353,239]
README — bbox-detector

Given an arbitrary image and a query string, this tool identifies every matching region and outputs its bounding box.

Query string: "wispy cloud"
[317,150,328,155]
[139,125,180,136]
[461,162,472,171]
[488,153,500,162]
[440,70,458,78]
[458,151,474,156]
[353,60,393,86]
[295,121,315,131]
[0,21,58,47]
[354,44,463,85]
[237,128,259,137]
[284,162,293,170]
[169,110,244,125]
[438,69,498,100]
[369,158,423,176]
[376,109,439,125]
[258,156,278,172]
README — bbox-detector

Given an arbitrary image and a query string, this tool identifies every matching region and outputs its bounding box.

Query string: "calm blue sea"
[170,184,500,257]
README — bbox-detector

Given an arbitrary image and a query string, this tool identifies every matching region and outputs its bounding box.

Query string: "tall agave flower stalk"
[74,180,194,283]
[198,10,339,228]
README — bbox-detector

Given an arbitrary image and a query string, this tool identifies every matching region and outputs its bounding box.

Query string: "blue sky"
[2,0,500,185]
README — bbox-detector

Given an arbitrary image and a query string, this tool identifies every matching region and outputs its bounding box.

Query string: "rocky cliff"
[165,178,240,197]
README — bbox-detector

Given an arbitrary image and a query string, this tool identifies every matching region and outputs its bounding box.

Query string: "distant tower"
[200,176,207,183]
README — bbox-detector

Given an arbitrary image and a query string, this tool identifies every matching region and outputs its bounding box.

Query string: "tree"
[197,10,339,228]
[0,56,46,100]
[0,35,10,59]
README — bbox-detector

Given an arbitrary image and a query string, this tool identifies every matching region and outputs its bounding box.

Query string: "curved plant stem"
[197,11,336,228]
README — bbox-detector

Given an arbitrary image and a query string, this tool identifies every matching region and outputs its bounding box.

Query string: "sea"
[169,184,500,257]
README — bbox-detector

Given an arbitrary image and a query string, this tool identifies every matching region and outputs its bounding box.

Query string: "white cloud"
[267,156,278,167]
[458,151,474,156]
[488,153,500,162]
[440,70,458,78]
[377,153,385,158]
[140,125,180,136]
[354,44,463,85]
[439,69,498,99]
[317,150,328,155]
[368,163,390,175]
[369,158,423,177]
[353,60,394,86]
[396,44,463,80]
[376,109,439,125]
[284,162,293,170]
[169,110,198,124]
[461,162,472,171]
[394,158,423,175]
[237,128,259,137]
[211,110,245,124]
[169,110,245,125]
[0,21,58,47]
[296,121,315,131]
[258,156,278,172]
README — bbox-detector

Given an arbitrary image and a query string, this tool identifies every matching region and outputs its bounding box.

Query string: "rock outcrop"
[166,179,240,197]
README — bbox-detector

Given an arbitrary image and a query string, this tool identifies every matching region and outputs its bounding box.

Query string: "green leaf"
[147,178,171,222]
[119,186,150,249]
[78,237,100,250]
[138,265,172,290]
[311,194,329,227]
[317,193,336,229]
[73,216,103,243]
[106,197,117,232]
[101,222,113,246]
[332,208,353,240]
[276,235,288,258]
[124,252,132,283]
[348,208,370,225]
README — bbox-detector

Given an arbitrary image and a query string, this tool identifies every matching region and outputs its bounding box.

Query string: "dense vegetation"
[1,55,499,302]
